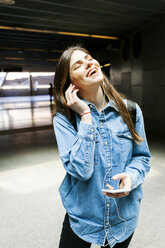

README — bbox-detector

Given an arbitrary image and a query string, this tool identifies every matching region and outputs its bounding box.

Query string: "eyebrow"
[71,54,91,70]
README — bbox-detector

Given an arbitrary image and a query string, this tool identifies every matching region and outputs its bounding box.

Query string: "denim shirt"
[53,100,151,247]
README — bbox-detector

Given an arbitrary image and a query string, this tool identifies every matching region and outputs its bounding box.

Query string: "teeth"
[88,68,97,77]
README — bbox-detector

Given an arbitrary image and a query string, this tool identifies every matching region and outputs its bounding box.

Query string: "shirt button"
[89,105,92,108]
[104,141,107,145]
[107,204,110,207]
[90,134,93,140]
[106,222,109,226]
[90,128,94,132]
[108,163,111,167]
[100,121,103,125]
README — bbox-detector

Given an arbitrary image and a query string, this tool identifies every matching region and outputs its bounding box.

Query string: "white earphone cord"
[101,81,127,247]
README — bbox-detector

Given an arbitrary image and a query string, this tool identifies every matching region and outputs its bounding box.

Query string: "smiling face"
[69,50,103,91]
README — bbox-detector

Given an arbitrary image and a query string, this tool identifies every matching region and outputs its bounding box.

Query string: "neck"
[80,85,107,112]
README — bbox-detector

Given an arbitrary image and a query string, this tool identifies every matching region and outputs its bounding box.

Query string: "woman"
[53,46,150,248]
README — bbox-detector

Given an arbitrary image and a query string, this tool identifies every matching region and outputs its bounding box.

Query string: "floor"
[0,96,52,134]
[0,96,164,248]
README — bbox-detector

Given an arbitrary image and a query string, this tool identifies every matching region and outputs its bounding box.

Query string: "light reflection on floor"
[0,95,53,132]
[0,158,64,194]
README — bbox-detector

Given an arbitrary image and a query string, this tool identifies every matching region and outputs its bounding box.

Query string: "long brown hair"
[53,45,143,144]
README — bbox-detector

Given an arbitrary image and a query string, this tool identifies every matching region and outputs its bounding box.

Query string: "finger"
[105,192,129,198]
[65,84,72,99]
[103,192,120,198]
[69,84,76,92]
[72,89,79,99]
[112,173,126,180]
[65,84,75,95]
[73,88,79,94]
[69,88,78,105]
[65,84,75,104]
[65,83,73,93]
[66,90,79,108]
[106,184,114,190]
[114,192,129,198]
[65,90,71,104]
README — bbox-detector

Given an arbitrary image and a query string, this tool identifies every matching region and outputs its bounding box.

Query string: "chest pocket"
[116,130,133,164]
[117,130,133,143]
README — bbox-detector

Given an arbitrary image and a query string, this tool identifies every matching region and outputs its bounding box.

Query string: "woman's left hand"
[103,173,132,198]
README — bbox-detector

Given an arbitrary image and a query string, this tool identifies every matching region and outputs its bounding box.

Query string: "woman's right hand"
[65,84,92,124]
[65,84,89,114]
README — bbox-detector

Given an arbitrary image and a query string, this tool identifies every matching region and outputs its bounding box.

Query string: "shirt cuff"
[78,121,96,142]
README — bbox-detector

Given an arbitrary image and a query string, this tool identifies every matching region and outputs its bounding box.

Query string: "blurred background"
[0,0,164,247]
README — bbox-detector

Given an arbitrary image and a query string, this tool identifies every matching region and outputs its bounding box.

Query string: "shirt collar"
[81,99,119,112]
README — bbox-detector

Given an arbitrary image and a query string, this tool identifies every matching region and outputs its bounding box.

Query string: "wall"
[110,37,143,106]
[142,19,165,136]
[109,19,165,137]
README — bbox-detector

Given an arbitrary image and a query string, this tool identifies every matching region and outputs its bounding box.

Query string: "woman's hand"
[65,84,92,124]
[103,173,132,198]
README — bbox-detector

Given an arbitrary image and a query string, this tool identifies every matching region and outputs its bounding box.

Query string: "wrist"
[80,112,92,124]
[80,111,91,117]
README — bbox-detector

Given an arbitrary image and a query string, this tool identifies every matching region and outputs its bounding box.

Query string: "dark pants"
[59,214,133,248]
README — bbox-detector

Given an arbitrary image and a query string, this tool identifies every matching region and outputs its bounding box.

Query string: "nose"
[85,59,93,69]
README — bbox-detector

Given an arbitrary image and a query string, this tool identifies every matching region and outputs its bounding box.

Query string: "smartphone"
[102,188,131,194]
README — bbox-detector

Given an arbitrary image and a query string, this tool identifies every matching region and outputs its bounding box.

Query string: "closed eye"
[74,65,81,70]
[74,64,81,70]
[87,55,93,61]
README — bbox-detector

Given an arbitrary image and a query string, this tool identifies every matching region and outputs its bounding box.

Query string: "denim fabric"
[53,100,151,247]
[59,213,133,248]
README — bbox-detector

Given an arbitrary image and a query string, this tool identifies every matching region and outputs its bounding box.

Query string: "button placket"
[99,120,112,230]
[105,197,111,229]
[89,126,95,142]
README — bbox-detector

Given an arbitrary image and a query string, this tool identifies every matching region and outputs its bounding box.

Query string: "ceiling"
[0,0,165,71]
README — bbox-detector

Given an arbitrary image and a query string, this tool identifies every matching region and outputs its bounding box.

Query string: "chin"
[94,75,104,84]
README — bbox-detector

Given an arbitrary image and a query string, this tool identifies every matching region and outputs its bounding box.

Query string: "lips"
[86,67,98,77]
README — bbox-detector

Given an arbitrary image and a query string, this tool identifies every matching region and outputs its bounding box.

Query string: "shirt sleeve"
[53,113,96,181]
[125,104,151,190]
